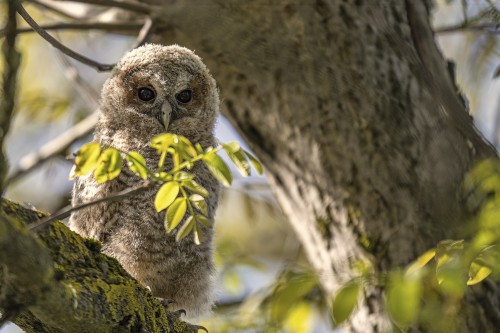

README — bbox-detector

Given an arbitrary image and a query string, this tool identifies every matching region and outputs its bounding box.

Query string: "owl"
[69,44,221,318]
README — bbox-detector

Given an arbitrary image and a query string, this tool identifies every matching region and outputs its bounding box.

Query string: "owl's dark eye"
[176,89,192,104]
[138,87,156,102]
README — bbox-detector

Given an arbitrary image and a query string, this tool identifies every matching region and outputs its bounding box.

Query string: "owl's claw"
[173,309,186,318]
[172,309,208,333]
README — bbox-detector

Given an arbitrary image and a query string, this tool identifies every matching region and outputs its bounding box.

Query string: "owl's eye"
[176,89,192,104]
[138,87,156,102]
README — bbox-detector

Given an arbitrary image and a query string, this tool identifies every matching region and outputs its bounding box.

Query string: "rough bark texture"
[0,199,200,333]
[139,0,499,331]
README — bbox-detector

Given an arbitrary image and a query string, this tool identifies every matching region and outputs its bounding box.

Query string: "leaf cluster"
[70,133,262,244]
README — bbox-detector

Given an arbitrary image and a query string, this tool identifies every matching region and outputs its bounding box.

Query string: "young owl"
[69,44,221,318]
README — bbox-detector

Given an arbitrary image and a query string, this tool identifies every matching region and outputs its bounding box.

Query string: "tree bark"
[0,199,198,333]
[141,0,499,331]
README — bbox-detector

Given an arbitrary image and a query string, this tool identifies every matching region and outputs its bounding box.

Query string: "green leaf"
[154,182,180,212]
[222,141,240,153]
[193,224,202,245]
[183,179,210,197]
[406,248,436,276]
[126,151,148,180]
[174,171,195,181]
[94,148,122,183]
[194,214,211,228]
[387,272,421,326]
[178,135,198,158]
[72,142,101,177]
[226,147,250,176]
[331,281,360,324]
[190,194,208,215]
[203,152,232,187]
[175,215,194,242]
[150,133,177,153]
[165,197,187,232]
[270,272,317,322]
[468,261,493,285]
[244,150,263,174]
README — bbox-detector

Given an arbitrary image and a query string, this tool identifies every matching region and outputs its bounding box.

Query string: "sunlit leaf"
[332,281,360,324]
[387,272,421,326]
[150,133,177,153]
[203,152,232,187]
[406,248,436,276]
[72,142,101,178]
[244,150,263,174]
[165,197,187,232]
[468,261,493,285]
[284,302,313,333]
[126,151,148,179]
[223,141,240,153]
[190,194,208,215]
[175,215,194,241]
[154,182,180,212]
[174,171,195,181]
[270,271,317,322]
[194,214,211,228]
[226,147,250,176]
[193,224,202,245]
[178,135,198,158]
[94,148,122,183]
[183,179,210,197]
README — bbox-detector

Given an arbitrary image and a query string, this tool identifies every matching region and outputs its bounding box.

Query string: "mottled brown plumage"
[69,44,220,318]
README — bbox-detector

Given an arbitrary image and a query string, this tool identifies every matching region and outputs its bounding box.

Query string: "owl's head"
[99,44,219,141]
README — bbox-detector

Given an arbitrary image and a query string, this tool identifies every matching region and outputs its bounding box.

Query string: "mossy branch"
[0,198,199,333]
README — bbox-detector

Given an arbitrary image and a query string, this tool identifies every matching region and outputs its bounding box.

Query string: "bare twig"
[27,0,80,20]
[5,113,98,186]
[0,21,145,37]
[64,0,154,14]
[131,16,155,49]
[29,181,153,231]
[0,0,22,192]
[56,52,100,108]
[15,1,116,71]
[435,24,500,35]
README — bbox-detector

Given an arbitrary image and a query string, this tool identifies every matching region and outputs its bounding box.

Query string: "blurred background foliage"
[0,0,499,332]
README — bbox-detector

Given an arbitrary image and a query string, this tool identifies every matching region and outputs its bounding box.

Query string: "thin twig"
[27,0,80,20]
[29,181,153,231]
[55,52,100,108]
[0,21,145,37]
[0,0,22,192]
[15,0,116,72]
[131,16,155,49]
[435,24,500,35]
[65,0,153,14]
[5,113,99,186]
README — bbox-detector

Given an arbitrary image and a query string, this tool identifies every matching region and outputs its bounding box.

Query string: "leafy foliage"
[70,133,263,244]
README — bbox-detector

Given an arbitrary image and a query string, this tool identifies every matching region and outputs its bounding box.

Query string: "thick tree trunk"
[142,0,499,331]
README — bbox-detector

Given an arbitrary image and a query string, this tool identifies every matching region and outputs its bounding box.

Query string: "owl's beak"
[160,102,172,130]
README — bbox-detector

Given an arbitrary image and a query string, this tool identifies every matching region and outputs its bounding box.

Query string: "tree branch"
[434,23,500,35]
[0,22,145,37]
[14,0,115,72]
[5,112,98,186]
[0,0,21,192]
[29,180,152,231]
[0,199,197,333]
[65,0,154,15]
